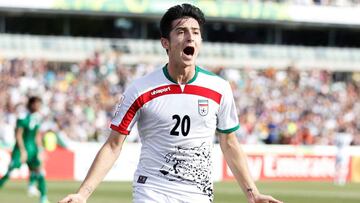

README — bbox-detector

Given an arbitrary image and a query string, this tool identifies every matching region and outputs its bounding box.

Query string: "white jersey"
[111,65,239,202]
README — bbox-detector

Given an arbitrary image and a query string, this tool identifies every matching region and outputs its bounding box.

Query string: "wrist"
[246,187,260,200]
[78,185,93,199]
[76,192,89,201]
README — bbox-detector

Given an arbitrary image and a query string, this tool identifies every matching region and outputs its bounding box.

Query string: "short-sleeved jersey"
[15,112,41,153]
[111,65,239,202]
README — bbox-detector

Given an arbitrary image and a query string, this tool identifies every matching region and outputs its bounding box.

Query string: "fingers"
[58,196,72,203]
[58,194,84,203]
[267,195,283,203]
[254,194,283,203]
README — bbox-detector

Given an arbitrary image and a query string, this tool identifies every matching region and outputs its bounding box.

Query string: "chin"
[181,57,196,66]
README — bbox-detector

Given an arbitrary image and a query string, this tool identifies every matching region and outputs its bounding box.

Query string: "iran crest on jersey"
[198,99,209,116]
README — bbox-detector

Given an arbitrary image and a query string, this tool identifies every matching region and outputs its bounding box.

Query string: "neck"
[167,62,195,84]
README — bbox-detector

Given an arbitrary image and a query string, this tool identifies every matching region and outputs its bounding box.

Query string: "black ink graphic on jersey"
[158,142,214,201]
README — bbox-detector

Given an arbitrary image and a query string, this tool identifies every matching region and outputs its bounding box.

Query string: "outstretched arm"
[58,130,126,203]
[219,132,282,203]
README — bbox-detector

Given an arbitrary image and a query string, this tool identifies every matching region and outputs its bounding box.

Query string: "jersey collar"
[162,64,199,84]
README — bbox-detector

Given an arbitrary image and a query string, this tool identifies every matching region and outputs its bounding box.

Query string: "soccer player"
[334,128,353,186]
[0,96,50,203]
[59,4,282,203]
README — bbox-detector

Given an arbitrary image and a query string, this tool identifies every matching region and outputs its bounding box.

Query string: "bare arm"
[36,130,43,151]
[59,130,126,203]
[15,127,27,162]
[219,132,282,203]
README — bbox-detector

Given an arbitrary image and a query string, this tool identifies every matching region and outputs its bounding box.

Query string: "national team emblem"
[198,99,208,116]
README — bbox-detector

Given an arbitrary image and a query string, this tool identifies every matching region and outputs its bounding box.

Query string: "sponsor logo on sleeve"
[113,95,125,117]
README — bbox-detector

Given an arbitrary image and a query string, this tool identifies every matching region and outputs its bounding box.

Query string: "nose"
[186,31,194,42]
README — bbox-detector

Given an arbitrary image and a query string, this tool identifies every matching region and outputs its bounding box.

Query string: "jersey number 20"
[170,115,190,136]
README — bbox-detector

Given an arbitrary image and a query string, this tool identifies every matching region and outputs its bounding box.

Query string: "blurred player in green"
[0,96,50,203]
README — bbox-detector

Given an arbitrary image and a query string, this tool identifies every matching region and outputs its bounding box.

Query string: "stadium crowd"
[0,50,359,147]
[218,66,359,145]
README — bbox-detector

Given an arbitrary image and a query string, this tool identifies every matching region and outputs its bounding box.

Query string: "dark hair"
[27,96,41,112]
[160,3,205,39]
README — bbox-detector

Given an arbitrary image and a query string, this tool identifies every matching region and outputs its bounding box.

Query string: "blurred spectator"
[217,65,360,145]
[0,50,157,143]
[0,51,359,146]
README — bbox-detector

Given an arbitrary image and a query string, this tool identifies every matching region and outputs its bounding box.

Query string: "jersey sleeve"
[216,82,239,134]
[110,84,140,135]
[16,118,26,129]
[16,113,27,129]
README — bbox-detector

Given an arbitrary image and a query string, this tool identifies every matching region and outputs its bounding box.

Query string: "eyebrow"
[174,27,200,31]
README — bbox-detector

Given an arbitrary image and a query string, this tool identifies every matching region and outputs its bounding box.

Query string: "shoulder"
[196,66,218,77]
[196,66,228,84]
[124,68,164,95]
[17,112,28,120]
[16,112,29,127]
[195,66,231,91]
[17,111,29,123]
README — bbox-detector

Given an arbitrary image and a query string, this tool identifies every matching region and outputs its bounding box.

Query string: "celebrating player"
[0,96,50,203]
[59,4,282,203]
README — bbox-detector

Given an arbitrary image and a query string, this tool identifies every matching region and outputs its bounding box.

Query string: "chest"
[139,94,219,133]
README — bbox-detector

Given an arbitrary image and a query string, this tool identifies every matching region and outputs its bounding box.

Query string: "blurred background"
[0,0,359,203]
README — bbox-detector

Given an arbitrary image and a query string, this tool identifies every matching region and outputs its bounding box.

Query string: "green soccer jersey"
[15,112,42,153]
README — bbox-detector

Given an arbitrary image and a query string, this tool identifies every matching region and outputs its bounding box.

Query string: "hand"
[249,193,283,203]
[20,151,27,163]
[58,194,86,203]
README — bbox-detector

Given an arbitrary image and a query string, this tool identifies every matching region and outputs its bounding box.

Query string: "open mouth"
[183,46,195,56]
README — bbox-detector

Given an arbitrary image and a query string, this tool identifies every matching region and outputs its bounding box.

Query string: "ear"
[161,37,169,50]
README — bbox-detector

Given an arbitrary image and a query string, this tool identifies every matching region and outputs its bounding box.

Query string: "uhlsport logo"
[151,86,171,96]
[198,99,208,116]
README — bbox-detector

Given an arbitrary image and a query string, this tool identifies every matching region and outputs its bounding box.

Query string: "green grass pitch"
[0,180,359,203]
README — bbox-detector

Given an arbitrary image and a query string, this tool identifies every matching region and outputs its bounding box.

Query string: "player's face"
[161,17,202,67]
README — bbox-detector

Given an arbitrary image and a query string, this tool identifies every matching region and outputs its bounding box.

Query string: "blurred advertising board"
[351,156,360,182]
[223,154,342,181]
[0,147,74,180]
[223,145,360,182]
[0,0,360,26]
